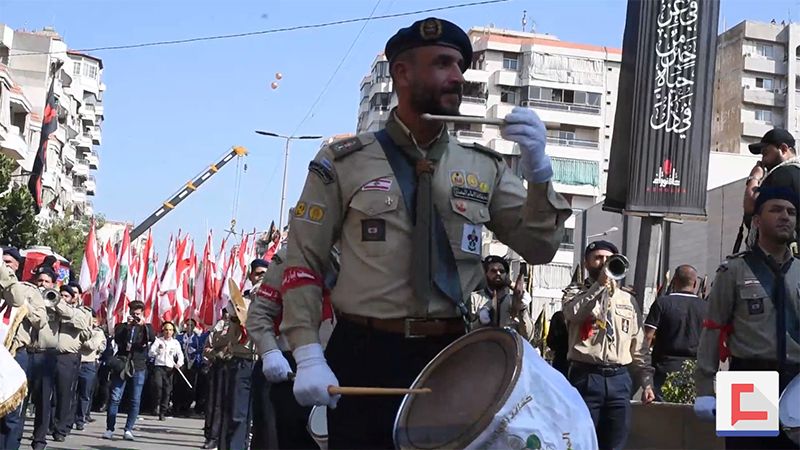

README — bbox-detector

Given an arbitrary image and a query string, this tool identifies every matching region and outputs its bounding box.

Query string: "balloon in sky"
[275,72,283,80]
[271,82,279,90]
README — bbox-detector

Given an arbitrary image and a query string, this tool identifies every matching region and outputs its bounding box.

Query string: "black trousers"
[568,362,632,450]
[250,360,278,450]
[325,319,461,450]
[195,364,210,414]
[173,365,197,415]
[269,352,316,450]
[220,358,254,450]
[153,366,175,414]
[204,361,226,443]
[93,362,111,411]
[31,351,80,448]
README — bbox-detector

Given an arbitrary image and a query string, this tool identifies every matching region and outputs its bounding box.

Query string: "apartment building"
[713,20,800,154]
[0,24,103,220]
[356,27,621,309]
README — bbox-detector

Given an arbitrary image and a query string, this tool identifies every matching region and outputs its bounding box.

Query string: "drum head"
[309,405,328,437]
[394,328,522,450]
[780,375,800,428]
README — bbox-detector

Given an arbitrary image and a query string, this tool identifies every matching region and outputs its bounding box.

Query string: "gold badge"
[294,202,307,217]
[308,205,325,222]
[479,181,490,193]
[466,173,479,188]
[419,18,443,40]
[450,171,465,187]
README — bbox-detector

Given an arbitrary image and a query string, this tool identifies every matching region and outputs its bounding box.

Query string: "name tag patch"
[747,298,764,315]
[452,186,489,204]
[362,219,386,242]
[361,177,393,192]
[461,224,482,255]
[308,161,334,184]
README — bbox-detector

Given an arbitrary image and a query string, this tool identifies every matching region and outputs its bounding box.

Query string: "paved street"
[22,413,206,450]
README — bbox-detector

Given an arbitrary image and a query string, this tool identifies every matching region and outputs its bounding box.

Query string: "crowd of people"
[0,14,798,450]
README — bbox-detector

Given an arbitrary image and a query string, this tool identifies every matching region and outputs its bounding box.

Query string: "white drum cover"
[779,374,800,445]
[0,344,26,418]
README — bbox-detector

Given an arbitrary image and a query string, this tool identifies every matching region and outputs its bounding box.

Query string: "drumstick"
[421,113,505,126]
[327,386,432,396]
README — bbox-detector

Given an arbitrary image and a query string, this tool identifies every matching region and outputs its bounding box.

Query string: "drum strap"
[374,130,467,321]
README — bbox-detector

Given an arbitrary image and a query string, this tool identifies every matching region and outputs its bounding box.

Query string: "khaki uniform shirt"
[468,288,535,340]
[211,318,258,360]
[563,279,654,388]
[79,327,107,363]
[2,282,48,352]
[30,302,92,354]
[281,111,571,348]
[695,250,800,396]
[247,248,289,354]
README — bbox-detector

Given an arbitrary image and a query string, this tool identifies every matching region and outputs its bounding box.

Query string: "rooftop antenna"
[522,10,528,32]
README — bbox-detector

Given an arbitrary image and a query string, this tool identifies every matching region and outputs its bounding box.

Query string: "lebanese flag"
[158,235,179,324]
[79,220,99,307]
[173,235,192,322]
[211,237,228,324]
[140,230,158,322]
[108,227,132,329]
[195,232,214,326]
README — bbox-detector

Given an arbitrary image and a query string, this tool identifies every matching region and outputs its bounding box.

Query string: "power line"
[8,0,509,57]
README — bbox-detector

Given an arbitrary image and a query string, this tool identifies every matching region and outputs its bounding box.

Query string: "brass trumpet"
[42,288,60,309]
[604,254,629,281]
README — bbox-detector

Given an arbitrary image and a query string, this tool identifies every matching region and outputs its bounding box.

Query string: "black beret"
[483,255,509,272]
[755,186,800,213]
[68,281,83,295]
[35,266,57,282]
[2,247,23,264]
[250,258,269,271]
[385,17,472,72]
[585,240,619,256]
[60,285,76,296]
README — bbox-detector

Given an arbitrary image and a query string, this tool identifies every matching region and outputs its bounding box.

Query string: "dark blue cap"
[585,240,619,256]
[36,266,57,282]
[755,186,800,213]
[385,17,472,72]
[250,258,269,271]
[2,247,23,264]
[483,255,509,272]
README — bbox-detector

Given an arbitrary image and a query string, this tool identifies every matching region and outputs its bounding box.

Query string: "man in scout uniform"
[280,17,571,449]
[468,255,535,340]
[562,240,655,450]
[695,187,800,450]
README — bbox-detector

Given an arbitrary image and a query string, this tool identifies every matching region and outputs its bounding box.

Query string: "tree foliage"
[38,214,105,268]
[0,155,39,248]
[661,359,697,404]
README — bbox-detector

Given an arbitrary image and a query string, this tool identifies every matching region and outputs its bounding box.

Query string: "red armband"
[257,284,282,305]
[702,319,733,362]
[281,267,323,293]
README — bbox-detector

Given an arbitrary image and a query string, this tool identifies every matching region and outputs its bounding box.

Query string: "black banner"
[28,63,61,214]
[604,0,719,217]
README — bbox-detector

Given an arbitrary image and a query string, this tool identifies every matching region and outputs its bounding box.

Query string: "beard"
[587,267,601,282]
[409,82,462,115]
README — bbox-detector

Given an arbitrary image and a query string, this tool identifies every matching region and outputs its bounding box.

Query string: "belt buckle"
[404,318,426,339]
[600,366,617,376]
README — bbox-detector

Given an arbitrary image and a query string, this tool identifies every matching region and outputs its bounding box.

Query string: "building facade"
[0,25,103,220]
[356,27,621,311]
[713,20,800,154]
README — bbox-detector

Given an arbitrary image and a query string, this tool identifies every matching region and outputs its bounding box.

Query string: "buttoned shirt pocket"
[448,199,490,258]
[348,191,400,256]
[614,304,635,336]
[736,283,773,322]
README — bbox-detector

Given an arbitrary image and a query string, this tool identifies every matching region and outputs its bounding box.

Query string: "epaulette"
[726,251,749,260]
[620,286,636,297]
[458,142,503,162]
[330,136,364,161]
[716,252,748,273]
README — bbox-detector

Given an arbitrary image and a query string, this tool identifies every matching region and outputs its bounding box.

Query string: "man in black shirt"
[744,128,800,251]
[102,301,154,441]
[644,265,706,401]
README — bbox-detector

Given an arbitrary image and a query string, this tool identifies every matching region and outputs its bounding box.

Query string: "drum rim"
[308,405,328,438]
[779,374,800,428]
[393,328,523,450]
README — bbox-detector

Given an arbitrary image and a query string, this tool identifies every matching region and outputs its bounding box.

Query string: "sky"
[2,0,799,256]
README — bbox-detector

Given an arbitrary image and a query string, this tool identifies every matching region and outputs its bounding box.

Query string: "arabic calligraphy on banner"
[649,0,698,139]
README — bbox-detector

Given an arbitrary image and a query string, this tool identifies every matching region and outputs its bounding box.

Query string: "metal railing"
[462,96,487,105]
[546,136,599,149]
[522,99,601,115]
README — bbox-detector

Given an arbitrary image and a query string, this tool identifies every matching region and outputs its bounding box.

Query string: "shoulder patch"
[330,137,364,160]
[308,160,334,184]
[716,260,730,273]
[458,142,503,162]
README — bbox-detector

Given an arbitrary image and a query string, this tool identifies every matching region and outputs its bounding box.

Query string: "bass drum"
[780,374,800,445]
[394,328,597,450]
[0,344,26,418]
[308,405,328,450]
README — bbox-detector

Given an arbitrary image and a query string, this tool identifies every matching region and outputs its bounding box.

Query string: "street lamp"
[255,131,323,231]
[587,226,619,239]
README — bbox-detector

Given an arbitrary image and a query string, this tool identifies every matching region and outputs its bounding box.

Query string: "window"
[73,61,81,76]
[755,77,774,90]
[369,92,391,111]
[471,51,485,70]
[84,63,98,80]
[374,61,390,80]
[502,53,519,71]
[500,87,518,104]
[756,43,774,59]
[755,109,773,122]
[560,228,575,249]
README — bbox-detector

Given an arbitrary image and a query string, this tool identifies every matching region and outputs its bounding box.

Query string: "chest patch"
[361,219,386,242]
[621,318,630,334]
[361,177,393,192]
[461,224,482,255]
[452,186,489,204]
[747,298,765,315]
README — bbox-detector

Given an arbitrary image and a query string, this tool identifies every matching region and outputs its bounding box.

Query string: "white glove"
[262,349,292,383]
[292,343,340,408]
[694,396,716,422]
[501,107,553,184]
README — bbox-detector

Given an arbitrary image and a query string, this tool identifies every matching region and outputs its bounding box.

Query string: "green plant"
[661,359,697,404]
[0,155,38,248]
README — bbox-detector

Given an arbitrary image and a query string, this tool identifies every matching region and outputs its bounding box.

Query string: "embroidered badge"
[308,161,334,184]
[461,224,482,255]
[455,200,467,213]
[466,173,479,188]
[452,186,489,204]
[743,279,760,286]
[294,202,307,217]
[419,18,443,40]
[479,181,490,193]
[294,202,325,225]
[361,219,386,242]
[621,318,630,334]
[361,177,393,192]
[450,171,465,187]
[747,298,764,315]
[308,204,325,222]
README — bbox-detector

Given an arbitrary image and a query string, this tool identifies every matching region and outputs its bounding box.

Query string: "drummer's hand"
[501,107,552,184]
[262,349,292,383]
[693,395,716,421]
[292,343,340,409]
[641,386,655,405]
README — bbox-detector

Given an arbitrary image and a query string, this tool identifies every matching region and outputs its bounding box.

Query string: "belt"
[338,313,465,339]
[570,360,627,377]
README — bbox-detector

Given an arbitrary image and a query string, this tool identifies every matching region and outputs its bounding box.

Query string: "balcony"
[455,130,485,145]
[74,158,89,177]
[522,100,603,129]
[742,87,786,107]
[490,70,520,87]
[488,137,517,155]
[72,133,92,151]
[79,104,96,125]
[546,136,599,149]
[94,104,104,118]
[85,175,96,195]
[85,200,94,215]
[459,96,487,117]
[72,186,86,202]
[742,121,774,138]
[89,126,101,145]
[488,102,515,121]
[62,143,76,166]
[0,125,29,160]
[42,171,59,189]
[743,55,785,75]
[522,99,601,115]
[87,150,99,169]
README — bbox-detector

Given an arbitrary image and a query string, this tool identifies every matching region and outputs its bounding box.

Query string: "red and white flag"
[108,227,132,330]
[78,220,98,308]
